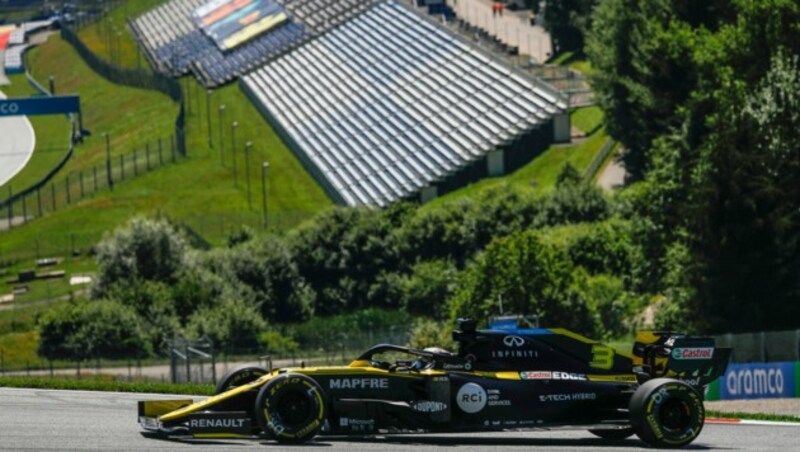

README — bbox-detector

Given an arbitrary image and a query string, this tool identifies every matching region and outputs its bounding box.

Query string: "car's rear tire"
[589,427,635,440]
[255,373,326,444]
[215,366,268,394]
[629,378,704,448]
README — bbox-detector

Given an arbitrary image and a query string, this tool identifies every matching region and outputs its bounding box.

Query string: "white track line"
[0,89,37,187]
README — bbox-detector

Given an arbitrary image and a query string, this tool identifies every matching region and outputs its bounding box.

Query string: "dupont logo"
[672,347,714,360]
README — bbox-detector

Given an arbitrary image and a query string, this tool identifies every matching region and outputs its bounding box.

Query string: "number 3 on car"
[590,345,615,370]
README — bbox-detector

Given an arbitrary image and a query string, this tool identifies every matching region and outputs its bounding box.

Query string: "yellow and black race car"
[138,318,731,448]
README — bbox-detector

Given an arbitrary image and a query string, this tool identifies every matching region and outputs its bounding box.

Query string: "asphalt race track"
[0,90,36,187]
[0,388,797,451]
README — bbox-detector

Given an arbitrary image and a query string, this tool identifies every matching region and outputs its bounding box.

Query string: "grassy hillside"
[0,34,332,261]
[426,107,607,209]
[77,0,166,69]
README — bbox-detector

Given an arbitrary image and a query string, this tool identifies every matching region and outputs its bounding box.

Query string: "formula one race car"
[138,317,731,448]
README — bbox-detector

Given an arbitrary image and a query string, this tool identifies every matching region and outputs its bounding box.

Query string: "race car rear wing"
[633,331,731,387]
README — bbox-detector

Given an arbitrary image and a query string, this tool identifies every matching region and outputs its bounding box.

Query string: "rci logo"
[0,102,20,115]
[503,336,525,347]
[456,383,487,413]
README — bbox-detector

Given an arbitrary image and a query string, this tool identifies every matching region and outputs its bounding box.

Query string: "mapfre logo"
[672,347,714,360]
[329,378,389,390]
[503,336,525,347]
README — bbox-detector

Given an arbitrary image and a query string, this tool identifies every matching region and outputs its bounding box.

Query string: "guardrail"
[583,138,616,181]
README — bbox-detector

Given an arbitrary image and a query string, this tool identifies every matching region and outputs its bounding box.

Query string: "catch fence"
[1,134,186,232]
[714,329,800,364]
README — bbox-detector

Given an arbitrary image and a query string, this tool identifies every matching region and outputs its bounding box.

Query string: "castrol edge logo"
[672,347,714,360]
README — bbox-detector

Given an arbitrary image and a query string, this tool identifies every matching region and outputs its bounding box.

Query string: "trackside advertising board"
[193,0,288,51]
[706,361,798,400]
[0,95,81,117]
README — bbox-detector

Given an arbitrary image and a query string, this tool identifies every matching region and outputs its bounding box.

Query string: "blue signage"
[719,361,796,400]
[0,95,81,117]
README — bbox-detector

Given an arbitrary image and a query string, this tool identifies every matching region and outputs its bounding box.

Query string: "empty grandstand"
[242,0,569,207]
[131,0,378,87]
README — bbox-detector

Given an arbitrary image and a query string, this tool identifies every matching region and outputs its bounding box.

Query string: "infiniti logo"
[503,336,525,347]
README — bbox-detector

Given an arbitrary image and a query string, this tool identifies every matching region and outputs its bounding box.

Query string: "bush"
[38,300,151,361]
[565,220,634,277]
[407,318,457,351]
[201,236,313,323]
[400,260,459,319]
[259,330,300,356]
[186,292,267,351]
[93,217,188,296]
[540,166,609,225]
[289,206,410,315]
[450,231,596,334]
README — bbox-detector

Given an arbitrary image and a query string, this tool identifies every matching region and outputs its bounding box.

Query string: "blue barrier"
[0,95,81,117]
[719,361,796,400]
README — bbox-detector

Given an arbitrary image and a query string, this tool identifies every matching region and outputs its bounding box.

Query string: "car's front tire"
[255,373,326,444]
[629,378,704,448]
[215,366,268,394]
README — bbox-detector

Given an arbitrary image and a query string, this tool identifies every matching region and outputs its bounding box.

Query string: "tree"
[450,231,595,334]
[186,293,267,351]
[202,236,313,323]
[38,300,150,361]
[544,0,597,54]
[290,206,410,315]
[400,260,459,319]
[687,53,800,332]
[93,217,188,296]
[587,0,709,178]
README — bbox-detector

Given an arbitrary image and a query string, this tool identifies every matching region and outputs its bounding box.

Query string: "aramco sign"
[0,95,81,117]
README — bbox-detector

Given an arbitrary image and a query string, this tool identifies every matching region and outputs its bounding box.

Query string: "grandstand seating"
[8,28,25,46]
[131,0,377,87]
[242,0,566,207]
[4,45,29,73]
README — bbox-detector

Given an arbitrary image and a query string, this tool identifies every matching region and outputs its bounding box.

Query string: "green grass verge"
[0,376,214,396]
[426,127,609,209]
[705,410,800,423]
[0,331,39,368]
[548,51,593,75]
[572,106,604,136]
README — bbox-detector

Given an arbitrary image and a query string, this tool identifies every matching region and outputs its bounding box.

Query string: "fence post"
[158,138,163,165]
[133,149,138,176]
[37,187,42,217]
[170,134,176,163]
[51,183,56,211]
[65,175,71,204]
[104,132,114,191]
[22,195,27,224]
[93,167,98,192]
[146,142,151,170]
[120,155,125,181]
[79,171,85,199]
